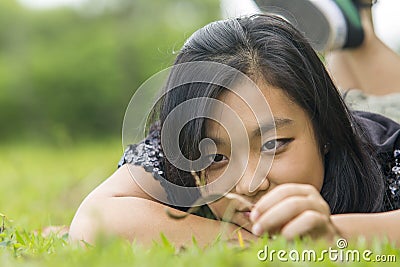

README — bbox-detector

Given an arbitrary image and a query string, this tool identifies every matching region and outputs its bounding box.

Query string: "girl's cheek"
[267,154,323,187]
[208,202,223,218]
[207,201,225,219]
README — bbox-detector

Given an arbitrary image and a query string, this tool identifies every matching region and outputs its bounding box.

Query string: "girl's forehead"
[216,83,297,117]
[205,82,309,136]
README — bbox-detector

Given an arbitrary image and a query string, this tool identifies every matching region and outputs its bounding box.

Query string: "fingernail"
[250,210,259,222]
[252,224,263,236]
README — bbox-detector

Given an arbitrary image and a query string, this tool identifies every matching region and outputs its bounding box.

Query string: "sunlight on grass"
[0,139,122,228]
[1,216,399,267]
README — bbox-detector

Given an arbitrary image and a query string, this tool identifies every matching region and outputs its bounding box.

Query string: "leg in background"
[326,8,400,95]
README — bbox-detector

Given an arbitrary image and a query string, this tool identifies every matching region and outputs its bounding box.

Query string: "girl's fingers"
[280,210,335,240]
[251,195,329,236]
[250,183,322,221]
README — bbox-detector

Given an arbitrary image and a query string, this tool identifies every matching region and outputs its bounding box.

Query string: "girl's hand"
[249,183,339,240]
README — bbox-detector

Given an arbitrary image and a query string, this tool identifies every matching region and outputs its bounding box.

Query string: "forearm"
[331,210,400,245]
[69,195,254,247]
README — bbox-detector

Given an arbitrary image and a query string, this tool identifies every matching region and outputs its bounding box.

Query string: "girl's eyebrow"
[205,136,226,146]
[205,118,293,145]
[253,117,294,137]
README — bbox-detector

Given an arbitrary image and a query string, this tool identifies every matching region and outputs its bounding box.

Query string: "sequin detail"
[118,126,165,181]
[384,149,400,211]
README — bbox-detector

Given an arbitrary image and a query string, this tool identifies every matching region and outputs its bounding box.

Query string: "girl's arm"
[69,165,255,247]
[331,211,400,245]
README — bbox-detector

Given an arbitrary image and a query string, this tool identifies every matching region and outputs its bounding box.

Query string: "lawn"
[1,140,399,266]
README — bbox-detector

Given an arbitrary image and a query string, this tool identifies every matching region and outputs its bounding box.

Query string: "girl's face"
[205,81,325,230]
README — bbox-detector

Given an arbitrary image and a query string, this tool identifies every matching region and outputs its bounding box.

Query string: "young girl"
[69,7,400,247]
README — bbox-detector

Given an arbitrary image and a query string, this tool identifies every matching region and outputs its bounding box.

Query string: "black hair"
[157,14,384,213]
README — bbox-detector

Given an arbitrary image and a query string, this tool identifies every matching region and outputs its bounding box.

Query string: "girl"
[69,10,400,247]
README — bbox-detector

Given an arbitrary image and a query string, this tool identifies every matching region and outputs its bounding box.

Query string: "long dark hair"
[157,14,384,213]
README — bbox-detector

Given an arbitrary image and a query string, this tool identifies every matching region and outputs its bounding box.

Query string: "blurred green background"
[0,0,220,143]
[0,0,220,229]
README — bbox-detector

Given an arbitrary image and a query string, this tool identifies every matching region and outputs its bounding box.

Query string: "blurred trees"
[0,0,220,143]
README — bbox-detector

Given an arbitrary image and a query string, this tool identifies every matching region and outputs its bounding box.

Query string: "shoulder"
[114,123,170,202]
[89,164,167,202]
[351,110,400,153]
[351,111,400,211]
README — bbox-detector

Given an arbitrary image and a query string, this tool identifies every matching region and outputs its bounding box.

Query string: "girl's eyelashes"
[206,153,228,165]
[261,138,293,153]
[204,138,292,166]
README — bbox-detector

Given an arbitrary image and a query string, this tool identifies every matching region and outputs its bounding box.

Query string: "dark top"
[118,111,400,214]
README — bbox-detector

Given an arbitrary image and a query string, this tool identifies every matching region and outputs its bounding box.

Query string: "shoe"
[353,0,377,8]
[253,0,367,51]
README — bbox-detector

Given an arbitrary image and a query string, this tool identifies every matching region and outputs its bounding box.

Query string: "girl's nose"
[235,160,271,196]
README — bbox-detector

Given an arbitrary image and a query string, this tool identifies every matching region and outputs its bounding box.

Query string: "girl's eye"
[207,154,228,164]
[261,139,292,153]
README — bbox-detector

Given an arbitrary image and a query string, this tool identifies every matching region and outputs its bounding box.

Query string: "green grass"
[1,140,399,266]
[0,139,122,228]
